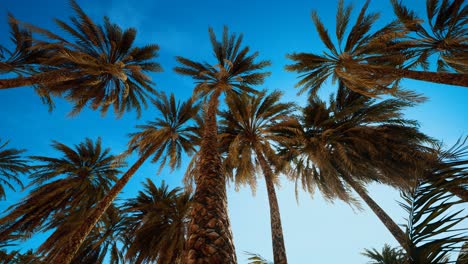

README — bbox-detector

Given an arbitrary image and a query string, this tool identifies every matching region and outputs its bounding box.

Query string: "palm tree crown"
[391,0,468,73]
[122,179,191,264]
[282,87,431,203]
[0,0,162,117]
[174,26,271,98]
[128,92,201,172]
[0,138,124,242]
[286,0,409,98]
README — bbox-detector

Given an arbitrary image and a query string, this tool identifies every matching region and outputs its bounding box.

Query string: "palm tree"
[122,179,191,264]
[0,139,29,200]
[391,0,468,73]
[0,0,161,116]
[47,92,200,263]
[362,244,407,264]
[174,26,270,263]
[0,138,123,242]
[219,91,294,264]
[280,86,432,250]
[285,0,467,100]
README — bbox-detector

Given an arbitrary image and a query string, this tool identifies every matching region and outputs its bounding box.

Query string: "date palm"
[0,139,29,200]
[0,0,161,117]
[286,0,467,100]
[0,138,123,242]
[174,26,270,263]
[391,0,468,73]
[220,91,295,264]
[122,179,191,264]
[281,85,432,249]
[47,92,200,263]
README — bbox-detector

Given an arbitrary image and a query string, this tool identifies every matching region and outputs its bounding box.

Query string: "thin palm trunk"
[340,172,408,250]
[185,90,237,264]
[362,65,468,87]
[0,71,84,89]
[44,146,156,264]
[433,178,467,202]
[254,145,288,264]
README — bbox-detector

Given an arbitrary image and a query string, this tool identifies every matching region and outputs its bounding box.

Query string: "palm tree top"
[128,92,201,173]
[390,0,468,73]
[219,90,296,192]
[29,137,124,187]
[285,0,411,98]
[15,0,162,117]
[174,26,271,97]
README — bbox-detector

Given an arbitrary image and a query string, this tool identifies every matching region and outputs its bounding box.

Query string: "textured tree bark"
[341,173,408,251]
[254,145,288,264]
[398,68,468,87]
[0,70,83,89]
[44,147,156,264]
[185,89,237,264]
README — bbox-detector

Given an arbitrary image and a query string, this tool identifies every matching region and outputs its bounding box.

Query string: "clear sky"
[1,0,467,263]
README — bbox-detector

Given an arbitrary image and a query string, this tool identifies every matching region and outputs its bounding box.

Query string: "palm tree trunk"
[340,173,408,250]
[0,70,83,89]
[433,178,467,202]
[254,145,288,264]
[362,65,468,87]
[185,89,237,264]
[44,147,156,264]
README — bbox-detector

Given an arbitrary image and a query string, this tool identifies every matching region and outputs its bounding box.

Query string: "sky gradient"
[1,0,467,263]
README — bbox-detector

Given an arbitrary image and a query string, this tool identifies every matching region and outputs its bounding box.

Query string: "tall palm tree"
[219,91,295,264]
[0,139,29,200]
[285,0,467,100]
[279,86,432,250]
[47,92,200,263]
[391,0,468,73]
[0,0,161,117]
[174,26,270,263]
[0,137,122,243]
[122,179,191,264]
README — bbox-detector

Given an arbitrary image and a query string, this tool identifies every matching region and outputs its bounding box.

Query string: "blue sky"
[1,0,467,263]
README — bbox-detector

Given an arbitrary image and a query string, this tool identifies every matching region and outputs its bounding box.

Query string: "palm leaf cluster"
[362,244,407,264]
[400,139,468,264]
[280,86,431,204]
[0,0,161,117]
[391,0,468,73]
[122,179,191,264]
[0,138,123,244]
